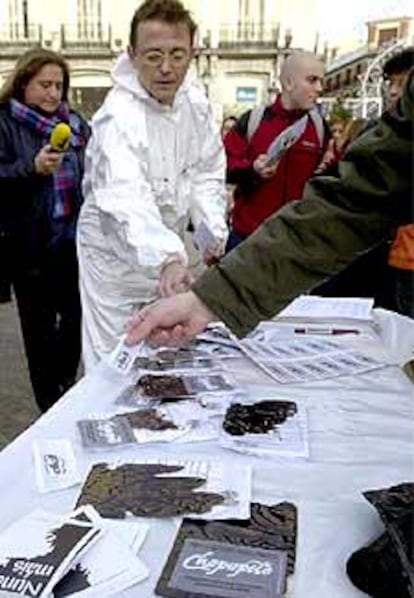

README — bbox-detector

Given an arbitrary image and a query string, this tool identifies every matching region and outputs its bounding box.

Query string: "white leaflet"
[107,336,148,376]
[33,439,81,493]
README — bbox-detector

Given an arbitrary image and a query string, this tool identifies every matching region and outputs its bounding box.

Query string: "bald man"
[224,51,328,251]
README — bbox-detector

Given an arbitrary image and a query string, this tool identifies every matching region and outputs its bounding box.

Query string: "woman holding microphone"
[0,48,89,412]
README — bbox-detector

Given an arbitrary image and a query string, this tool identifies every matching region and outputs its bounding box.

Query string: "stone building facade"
[0,0,319,120]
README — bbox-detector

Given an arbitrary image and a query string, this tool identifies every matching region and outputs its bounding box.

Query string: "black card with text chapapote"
[155,502,297,598]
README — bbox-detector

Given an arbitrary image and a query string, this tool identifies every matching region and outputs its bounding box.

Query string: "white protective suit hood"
[78,52,228,369]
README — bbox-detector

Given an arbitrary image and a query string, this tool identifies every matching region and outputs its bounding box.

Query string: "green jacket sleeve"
[192,72,413,337]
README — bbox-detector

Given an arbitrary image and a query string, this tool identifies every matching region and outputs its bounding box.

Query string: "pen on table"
[293,327,360,335]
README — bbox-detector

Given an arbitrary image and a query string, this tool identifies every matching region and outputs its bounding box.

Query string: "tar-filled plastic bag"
[347,482,414,598]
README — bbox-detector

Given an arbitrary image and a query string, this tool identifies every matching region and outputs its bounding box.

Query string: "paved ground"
[0,300,39,449]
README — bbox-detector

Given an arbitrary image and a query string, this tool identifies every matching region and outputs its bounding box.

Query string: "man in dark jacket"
[224,51,328,251]
[312,48,414,317]
[126,70,413,346]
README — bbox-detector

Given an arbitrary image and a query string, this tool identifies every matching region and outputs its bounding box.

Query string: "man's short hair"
[129,0,197,48]
[383,47,414,78]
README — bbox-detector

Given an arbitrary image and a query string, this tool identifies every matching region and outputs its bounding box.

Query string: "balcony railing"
[218,22,280,49]
[0,24,42,52]
[60,23,112,53]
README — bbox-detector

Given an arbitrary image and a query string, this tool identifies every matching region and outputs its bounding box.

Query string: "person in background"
[313,48,413,316]
[383,47,414,107]
[383,47,414,317]
[0,48,90,411]
[329,115,347,146]
[220,115,237,139]
[315,114,357,174]
[125,70,413,347]
[220,115,238,215]
[223,51,328,252]
[77,0,228,371]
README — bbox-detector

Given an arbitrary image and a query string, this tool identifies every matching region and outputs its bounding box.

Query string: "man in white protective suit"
[77,0,228,370]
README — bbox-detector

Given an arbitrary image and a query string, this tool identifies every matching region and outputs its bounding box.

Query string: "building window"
[237,0,265,40]
[239,0,264,21]
[4,0,27,39]
[354,63,362,83]
[77,0,102,39]
[378,27,398,47]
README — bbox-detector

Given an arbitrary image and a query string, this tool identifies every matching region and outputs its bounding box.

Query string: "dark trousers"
[12,242,81,412]
[0,230,12,303]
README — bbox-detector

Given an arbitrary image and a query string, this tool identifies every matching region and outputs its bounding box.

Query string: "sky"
[316,0,414,43]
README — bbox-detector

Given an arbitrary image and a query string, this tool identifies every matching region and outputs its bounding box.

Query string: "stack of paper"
[237,336,386,384]
[276,295,374,323]
[54,506,149,597]
[0,506,148,598]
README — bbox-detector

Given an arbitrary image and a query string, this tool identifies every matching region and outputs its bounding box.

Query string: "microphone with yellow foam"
[49,122,71,152]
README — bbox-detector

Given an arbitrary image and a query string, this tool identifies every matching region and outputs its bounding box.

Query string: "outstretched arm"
[193,74,413,337]
[126,73,413,346]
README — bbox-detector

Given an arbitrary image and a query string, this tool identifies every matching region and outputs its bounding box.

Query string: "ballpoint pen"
[293,327,360,335]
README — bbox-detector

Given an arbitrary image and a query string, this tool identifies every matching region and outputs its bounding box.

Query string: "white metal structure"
[319,38,413,120]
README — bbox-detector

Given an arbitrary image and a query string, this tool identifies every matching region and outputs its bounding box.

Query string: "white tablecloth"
[0,309,413,597]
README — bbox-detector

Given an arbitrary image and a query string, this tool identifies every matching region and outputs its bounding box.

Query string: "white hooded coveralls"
[77,53,228,370]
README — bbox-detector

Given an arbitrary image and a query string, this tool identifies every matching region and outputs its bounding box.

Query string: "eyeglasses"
[138,49,190,68]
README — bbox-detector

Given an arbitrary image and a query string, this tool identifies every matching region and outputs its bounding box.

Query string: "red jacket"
[224,95,328,236]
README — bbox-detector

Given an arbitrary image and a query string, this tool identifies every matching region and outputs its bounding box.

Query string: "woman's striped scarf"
[9,99,84,219]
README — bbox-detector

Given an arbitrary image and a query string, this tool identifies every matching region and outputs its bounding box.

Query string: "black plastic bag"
[347,482,414,598]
